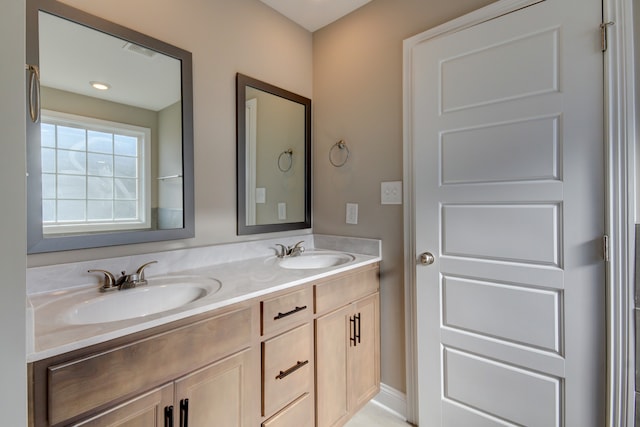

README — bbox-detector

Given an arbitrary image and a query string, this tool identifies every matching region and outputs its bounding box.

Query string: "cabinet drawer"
[262,393,314,427]
[262,287,312,336]
[262,323,313,417]
[47,307,253,425]
[314,264,379,314]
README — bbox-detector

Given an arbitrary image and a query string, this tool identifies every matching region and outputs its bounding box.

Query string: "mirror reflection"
[26,0,194,253]
[236,74,311,235]
[39,11,183,234]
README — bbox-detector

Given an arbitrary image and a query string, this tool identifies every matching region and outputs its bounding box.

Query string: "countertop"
[27,248,380,362]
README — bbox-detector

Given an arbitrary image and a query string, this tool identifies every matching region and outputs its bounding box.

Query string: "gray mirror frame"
[236,73,311,235]
[26,0,194,253]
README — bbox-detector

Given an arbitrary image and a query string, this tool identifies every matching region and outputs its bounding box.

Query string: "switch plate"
[255,187,266,204]
[278,202,286,220]
[346,203,358,225]
[381,181,402,205]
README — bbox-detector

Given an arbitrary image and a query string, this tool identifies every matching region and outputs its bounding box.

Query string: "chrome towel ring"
[278,149,293,172]
[329,140,350,167]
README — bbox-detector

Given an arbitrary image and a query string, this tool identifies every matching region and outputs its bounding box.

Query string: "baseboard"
[371,383,407,420]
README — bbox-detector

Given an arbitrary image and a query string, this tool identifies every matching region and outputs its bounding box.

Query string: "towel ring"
[329,140,350,167]
[278,149,293,172]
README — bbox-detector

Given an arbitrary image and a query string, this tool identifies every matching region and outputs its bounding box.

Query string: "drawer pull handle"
[274,305,307,320]
[276,359,309,380]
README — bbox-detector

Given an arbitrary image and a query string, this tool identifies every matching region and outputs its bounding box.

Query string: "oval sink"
[278,251,355,270]
[63,276,221,325]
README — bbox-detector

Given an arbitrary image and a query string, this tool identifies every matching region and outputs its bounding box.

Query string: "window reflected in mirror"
[26,0,194,253]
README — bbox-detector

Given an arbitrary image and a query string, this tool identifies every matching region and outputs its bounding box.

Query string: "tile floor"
[345,400,414,427]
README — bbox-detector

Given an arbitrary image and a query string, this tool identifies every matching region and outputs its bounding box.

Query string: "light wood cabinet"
[315,266,380,427]
[260,288,315,424]
[262,393,314,427]
[30,305,259,427]
[68,348,255,427]
[28,263,380,427]
[173,348,255,426]
[70,384,174,427]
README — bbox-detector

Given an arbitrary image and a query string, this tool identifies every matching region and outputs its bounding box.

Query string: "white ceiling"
[39,12,181,112]
[260,0,372,32]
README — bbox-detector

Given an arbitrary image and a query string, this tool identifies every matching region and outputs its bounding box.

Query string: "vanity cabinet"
[29,305,259,427]
[314,265,380,427]
[28,262,380,427]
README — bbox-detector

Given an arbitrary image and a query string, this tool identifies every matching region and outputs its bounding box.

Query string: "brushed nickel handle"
[26,64,40,123]
[419,252,435,265]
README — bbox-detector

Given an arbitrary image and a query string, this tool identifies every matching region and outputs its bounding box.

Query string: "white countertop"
[27,239,380,362]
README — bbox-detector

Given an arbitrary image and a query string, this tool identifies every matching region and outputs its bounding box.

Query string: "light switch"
[381,181,402,205]
[256,187,266,204]
[346,203,358,225]
[278,202,287,220]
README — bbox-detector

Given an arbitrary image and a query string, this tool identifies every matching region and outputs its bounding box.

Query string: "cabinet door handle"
[274,305,307,320]
[164,405,174,427]
[355,313,361,345]
[350,315,357,347]
[276,359,309,380]
[180,398,189,427]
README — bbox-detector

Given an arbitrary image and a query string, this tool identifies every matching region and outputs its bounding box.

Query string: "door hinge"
[603,234,610,262]
[600,21,614,52]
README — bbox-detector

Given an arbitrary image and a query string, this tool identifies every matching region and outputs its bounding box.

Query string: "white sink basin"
[278,251,355,269]
[63,276,221,325]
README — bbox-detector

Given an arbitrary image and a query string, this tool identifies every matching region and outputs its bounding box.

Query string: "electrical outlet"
[278,202,286,220]
[381,181,402,205]
[346,203,358,224]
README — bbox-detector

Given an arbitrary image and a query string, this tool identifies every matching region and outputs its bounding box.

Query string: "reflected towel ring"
[278,149,293,172]
[329,140,350,167]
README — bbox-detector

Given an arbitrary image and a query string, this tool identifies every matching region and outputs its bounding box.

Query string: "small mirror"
[236,74,311,235]
[26,0,194,253]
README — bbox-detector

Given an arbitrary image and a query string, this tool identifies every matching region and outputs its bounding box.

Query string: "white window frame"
[41,110,151,235]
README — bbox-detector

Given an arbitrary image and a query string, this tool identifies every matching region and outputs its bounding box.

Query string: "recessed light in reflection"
[90,81,111,91]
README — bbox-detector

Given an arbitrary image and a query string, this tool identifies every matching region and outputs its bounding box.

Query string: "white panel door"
[407,0,605,425]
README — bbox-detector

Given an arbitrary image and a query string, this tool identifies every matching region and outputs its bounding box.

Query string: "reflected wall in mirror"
[236,73,311,235]
[26,0,194,253]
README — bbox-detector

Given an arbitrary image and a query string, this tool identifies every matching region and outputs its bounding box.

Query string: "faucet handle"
[88,269,117,292]
[135,261,158,283]
[275,244,287,258]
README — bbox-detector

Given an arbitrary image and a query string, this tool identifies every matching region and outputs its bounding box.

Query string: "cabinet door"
[174,348,256,427]
[350,293,380,412]
[71,383,173,427]
[315,305,350,427]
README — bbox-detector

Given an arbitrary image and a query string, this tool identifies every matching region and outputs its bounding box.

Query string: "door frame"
[401,0,636,425]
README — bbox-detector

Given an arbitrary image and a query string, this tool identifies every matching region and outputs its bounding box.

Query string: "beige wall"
[0,0,26,422]
[247,87,306,224]
[29,0,313,266]
[313,0,496,393]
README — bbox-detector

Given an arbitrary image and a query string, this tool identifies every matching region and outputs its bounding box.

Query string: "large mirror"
[26,0,194,253]
[236,74,311,235]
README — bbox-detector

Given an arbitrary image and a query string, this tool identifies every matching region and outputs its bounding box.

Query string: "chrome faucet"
[88,261,157,292]
[275,241,305,258]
